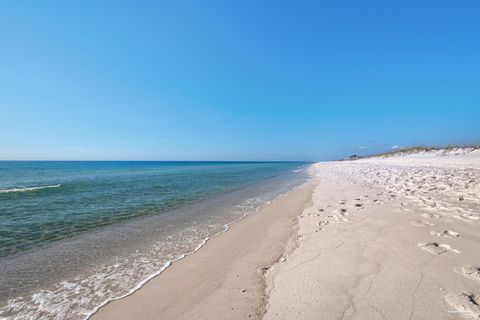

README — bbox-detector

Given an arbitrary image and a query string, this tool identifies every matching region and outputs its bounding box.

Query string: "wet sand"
[92,178,315,320]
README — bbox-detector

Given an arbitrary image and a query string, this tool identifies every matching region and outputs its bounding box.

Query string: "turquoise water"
[0,161,304,257]
[0,161,308,319]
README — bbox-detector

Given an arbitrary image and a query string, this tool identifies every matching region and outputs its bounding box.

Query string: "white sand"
[265,149,480,319]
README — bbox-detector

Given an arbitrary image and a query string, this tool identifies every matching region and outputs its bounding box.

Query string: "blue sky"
[1,0,479,161]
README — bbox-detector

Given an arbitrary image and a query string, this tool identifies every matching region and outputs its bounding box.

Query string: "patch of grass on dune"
[350,144,480,160]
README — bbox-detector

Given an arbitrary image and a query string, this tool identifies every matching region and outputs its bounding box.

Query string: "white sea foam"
[92,182,309,318]
[87,189,295,319]
[0,169,309,320]
[0,184,61,194]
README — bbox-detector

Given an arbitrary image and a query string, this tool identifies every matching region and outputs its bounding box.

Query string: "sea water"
[0,161,308,319]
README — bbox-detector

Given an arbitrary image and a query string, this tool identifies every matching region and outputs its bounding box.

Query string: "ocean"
[0,161,308,319]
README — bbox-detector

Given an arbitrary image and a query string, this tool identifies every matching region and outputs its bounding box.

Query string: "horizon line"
[0,159,314,163]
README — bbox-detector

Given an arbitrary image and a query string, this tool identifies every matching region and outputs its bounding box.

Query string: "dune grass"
[351,144,480,160]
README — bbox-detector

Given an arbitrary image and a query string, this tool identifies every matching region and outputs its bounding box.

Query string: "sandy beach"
[92,148,480,320]
[3,1,479,319]
[266,148,480,320]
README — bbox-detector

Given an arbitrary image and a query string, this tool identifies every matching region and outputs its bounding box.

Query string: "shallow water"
[0,161,308,319]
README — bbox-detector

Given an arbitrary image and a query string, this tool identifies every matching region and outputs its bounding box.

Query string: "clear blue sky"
[1,0,479,161]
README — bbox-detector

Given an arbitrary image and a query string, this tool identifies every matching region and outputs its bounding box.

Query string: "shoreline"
[0,163,308,320]
[91,170,316,319]
[19,149,477,319]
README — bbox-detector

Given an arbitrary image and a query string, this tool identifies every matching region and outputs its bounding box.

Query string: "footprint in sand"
[454,266,480,282]
[317,221,329,229]
[445,292,480,319]
[461,214,480,221]
[417,242,460,254]
[422,213,441,219]
[454,214,480,222]
[315,221,330,232]
[412,220,436,227]
[430,230,460,238]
